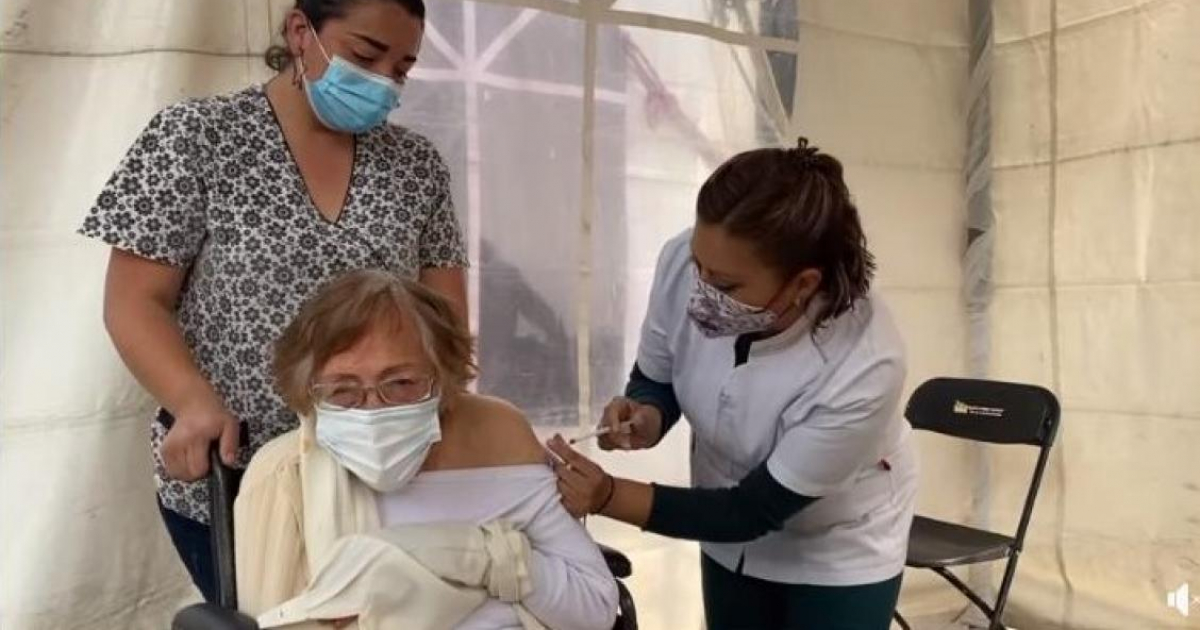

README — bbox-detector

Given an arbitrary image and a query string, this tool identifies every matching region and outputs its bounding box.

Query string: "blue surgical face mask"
[302,25,401,134]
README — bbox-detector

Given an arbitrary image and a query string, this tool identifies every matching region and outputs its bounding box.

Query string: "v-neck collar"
[258,84,360,227]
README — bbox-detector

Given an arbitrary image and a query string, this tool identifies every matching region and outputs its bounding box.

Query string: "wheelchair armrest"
[172,603,259,630]
[598,544,632,579]
[614,580,638,630]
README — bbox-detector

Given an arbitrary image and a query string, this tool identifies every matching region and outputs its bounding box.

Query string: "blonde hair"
[273,269,475,414]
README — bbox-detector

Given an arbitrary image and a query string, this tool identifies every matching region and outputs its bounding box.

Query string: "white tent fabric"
[2,1,1198,628]
[983,1,1200,627]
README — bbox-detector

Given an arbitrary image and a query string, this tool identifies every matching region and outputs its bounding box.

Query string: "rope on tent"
[620,31,724,168]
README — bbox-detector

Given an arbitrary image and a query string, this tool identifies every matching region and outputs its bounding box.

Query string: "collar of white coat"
[747,292,834,358]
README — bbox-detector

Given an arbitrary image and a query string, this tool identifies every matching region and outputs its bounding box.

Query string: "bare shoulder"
[449,394,547,467]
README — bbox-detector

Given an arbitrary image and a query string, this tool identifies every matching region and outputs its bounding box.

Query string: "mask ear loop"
[293,19,331,89]
[306,20,334,64]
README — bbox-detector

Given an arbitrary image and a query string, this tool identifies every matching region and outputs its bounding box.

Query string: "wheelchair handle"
[209,444,240,610]
[157,409,242,609]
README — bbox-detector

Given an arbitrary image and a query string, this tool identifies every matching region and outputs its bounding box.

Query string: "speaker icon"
[1167,583,1191,617]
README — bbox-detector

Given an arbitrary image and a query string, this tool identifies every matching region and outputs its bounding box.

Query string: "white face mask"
[315,396,442,492]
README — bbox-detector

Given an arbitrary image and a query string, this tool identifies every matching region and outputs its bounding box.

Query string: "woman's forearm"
[518,491,621,630]
[596,478,654,528]
[599,465,818,543]
[523,548,619,630]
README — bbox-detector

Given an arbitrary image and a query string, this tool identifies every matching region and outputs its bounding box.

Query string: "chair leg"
[892,610,912,630]
[932,567,998,621]
[988,551,1023,630]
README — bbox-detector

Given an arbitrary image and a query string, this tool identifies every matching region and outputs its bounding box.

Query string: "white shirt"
[377,465,618,630]
[636,229,919,586]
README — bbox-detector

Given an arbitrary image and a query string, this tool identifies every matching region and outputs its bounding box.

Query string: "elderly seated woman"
[234,269,618,629]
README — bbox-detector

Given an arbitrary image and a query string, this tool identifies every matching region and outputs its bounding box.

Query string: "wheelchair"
[172,448,638,629]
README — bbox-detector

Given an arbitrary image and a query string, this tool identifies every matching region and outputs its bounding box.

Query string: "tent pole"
[964,0,997,612]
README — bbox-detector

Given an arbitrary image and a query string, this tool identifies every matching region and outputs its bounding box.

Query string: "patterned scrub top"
[79,85,468,523]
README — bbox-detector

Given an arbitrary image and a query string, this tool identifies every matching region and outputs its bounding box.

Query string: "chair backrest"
[905,377,1060,447]
[907,377,1061,550]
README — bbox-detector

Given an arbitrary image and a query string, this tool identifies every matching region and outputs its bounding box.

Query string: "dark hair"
[264,0,427,72]
[696,137,875,327]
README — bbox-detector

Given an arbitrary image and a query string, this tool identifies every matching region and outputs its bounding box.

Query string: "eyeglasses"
[311,374,436,410]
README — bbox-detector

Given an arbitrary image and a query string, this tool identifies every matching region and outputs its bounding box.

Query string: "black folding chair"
[893,378,1060,630]
[172,447,639,629]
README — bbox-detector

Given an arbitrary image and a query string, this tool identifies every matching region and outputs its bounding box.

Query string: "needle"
[569,422,632,445]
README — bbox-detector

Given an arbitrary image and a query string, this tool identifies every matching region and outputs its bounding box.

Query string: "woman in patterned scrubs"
[77,0,464,602]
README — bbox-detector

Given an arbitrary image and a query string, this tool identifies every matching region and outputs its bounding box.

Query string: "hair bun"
[792,136,821,167]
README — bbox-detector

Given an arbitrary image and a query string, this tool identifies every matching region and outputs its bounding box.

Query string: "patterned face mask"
[686,275,779,337]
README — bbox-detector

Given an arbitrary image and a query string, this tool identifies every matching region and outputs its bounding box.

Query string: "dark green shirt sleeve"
[623,362,682,442]
[643,462,819,543]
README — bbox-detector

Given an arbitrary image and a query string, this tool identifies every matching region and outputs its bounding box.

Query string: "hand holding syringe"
[545,397,665,464]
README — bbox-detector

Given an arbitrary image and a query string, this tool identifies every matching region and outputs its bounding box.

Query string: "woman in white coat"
[548,138,918,630]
